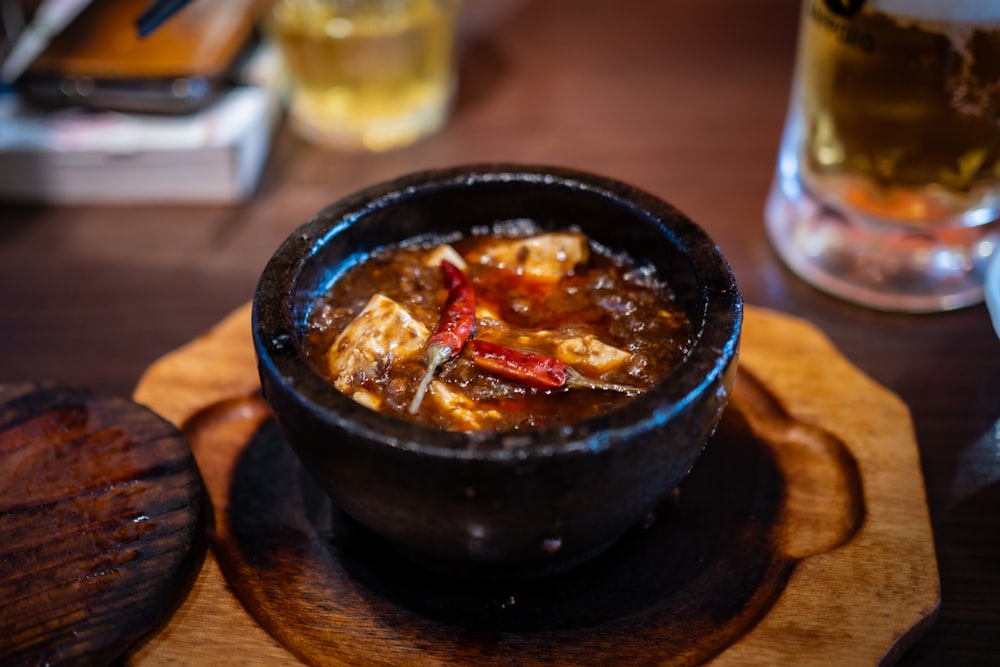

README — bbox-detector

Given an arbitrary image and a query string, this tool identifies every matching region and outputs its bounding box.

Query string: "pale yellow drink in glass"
[266,0,461,152]
[766,0,1000,311]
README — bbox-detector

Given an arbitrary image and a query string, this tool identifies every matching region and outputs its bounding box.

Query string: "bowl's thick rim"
[253,163,743,462]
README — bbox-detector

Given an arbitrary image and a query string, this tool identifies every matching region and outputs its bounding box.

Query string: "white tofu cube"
[472,232,589,281]
[555,335,631,374]
[327,294,429,401]
[424,244,468,271]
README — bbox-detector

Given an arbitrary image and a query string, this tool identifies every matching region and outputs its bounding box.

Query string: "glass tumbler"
[265,0,462,152]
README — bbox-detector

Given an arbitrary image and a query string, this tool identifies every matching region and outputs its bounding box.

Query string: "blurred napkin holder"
[0,0,281,205]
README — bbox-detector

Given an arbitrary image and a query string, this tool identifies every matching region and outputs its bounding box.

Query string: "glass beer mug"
[765,0,1000,312]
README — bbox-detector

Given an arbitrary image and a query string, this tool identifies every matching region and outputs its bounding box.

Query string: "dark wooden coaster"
[0,383,206,666]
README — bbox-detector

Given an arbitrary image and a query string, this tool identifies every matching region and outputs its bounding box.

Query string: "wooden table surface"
[1,0,998,664]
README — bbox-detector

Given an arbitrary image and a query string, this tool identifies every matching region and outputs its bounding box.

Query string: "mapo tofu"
[304,227,694,433]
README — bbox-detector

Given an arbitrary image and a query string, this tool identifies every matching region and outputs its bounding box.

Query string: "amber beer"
[795,0,1000,224]
[766,0,1000,312]
[265,0,460,152]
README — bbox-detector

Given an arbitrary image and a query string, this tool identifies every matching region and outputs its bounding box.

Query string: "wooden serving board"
[126,304,940,666]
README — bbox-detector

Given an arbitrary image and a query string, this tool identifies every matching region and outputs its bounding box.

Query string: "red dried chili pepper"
[471,340,642,395]
[470,340,566,389]
[408,260,475,413]
[428,260,475,354]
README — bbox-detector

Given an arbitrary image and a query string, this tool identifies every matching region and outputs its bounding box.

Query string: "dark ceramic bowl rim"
[253,163,742,462]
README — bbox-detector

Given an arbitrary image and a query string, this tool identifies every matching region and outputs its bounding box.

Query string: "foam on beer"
[872,0,1000,23]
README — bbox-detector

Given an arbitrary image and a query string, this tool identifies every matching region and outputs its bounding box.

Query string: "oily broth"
[303,231,694,432]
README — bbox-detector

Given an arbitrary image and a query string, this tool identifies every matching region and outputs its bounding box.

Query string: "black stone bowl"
[253,164,742,581]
